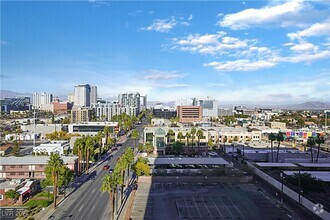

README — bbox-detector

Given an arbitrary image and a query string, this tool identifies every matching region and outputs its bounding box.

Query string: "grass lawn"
[23,191,54,208]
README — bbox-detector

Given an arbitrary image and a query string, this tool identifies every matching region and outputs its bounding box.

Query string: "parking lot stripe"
[192,196,202,218]
[211,196,224,218]
[228,197,244,218]
[202,196,213,219]
[184,197,192,219]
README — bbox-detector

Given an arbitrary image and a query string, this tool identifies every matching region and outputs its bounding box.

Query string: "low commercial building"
[20,124,65,140]
[177,106,202,123]
[68,122,118,136]
[265,121,286,129]
[0,156,78,179]
[33,141,70,155]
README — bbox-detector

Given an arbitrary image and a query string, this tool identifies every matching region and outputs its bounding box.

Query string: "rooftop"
[0,156,77,165]
[256,163,298,168]
[148,157,229,165]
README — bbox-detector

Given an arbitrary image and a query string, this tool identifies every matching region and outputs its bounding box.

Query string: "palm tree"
[101,173,121,220]
[268,133,277,162]
[307,137,315,163]
[115,157,127,204]
[275,132,285,162]
[190,127,196,152]
[74,138,84,175]
[166,129,175,153]
[96,131,104,158]
[177,132,184,143]
[85,135,95,173]
[123,148,134,185]
[196,129,204,154]
[45,153,63,208]
[104,126,111,147]
[185,132,191,154]
[131,129,139,151]
[315,134,325,163]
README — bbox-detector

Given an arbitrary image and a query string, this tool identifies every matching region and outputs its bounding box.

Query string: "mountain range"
[1,89,329,110]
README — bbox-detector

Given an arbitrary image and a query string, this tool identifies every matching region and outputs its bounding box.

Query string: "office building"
[0,97,31,113]
[90,85,98,104]
[175,98,193,107]
[74,84,91,107]
[68,122,118,136]
[32,92,53,109]
[152,103,177,119]
[140,95,147,111]
[67,93,74,103]
[196,97,218,118]
[118,92,140,114]
[177,106,202,123]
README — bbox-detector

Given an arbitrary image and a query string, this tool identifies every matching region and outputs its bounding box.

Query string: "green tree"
[166,129,175,151]
[58,166,74,187]
[208,139,214,150]
[123,148,134,184]
[172,141,183,155]
[307,137,315,163]
[44,153,64,208]
[103,126,111,147]
[190,127,196,151]
[85,135,95,173]
[12,140,20,156]
[185,132,191,149]
[101,172,121,220]
[131,129,139,151]
[196,129,204,153]
[275,132,285,162]
[115,157,127,204]
[285,173,326,193]
[74,137,84,175]
[177,132,184,143]
[5,189,19,204]
[315,134,325,163]
[132,157,150,182]
[268,133,277,162]
[96,131,104,158]
[144,142,154,155]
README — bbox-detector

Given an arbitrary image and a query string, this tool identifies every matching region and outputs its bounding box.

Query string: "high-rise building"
[74,84,91,107]
[118,92,140,114]
[175,98,193,107]
[32,92,53,109]
[140,95,147,111]
[90,85,98,104]
[91,103,137,121]
[67,93,74,103]
[196,97,218,118]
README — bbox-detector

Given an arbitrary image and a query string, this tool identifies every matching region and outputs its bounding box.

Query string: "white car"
[208,152,218,156]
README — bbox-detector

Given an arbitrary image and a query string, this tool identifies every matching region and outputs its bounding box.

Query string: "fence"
[247,162,329,220]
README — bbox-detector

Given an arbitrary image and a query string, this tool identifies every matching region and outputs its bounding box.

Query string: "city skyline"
[1,0,330,104]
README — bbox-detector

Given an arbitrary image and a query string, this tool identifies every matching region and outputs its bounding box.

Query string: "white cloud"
[172,32,255,55]
[219,0,309,29]
[287,41,319,52]
[282,50,330,63]
[207,83,225,87]
[143,69,188,80]
[181,21,190,26]
[188,15,193,20]
[141,17,177,32]
[288,20,330,40]
[204,59,276,72]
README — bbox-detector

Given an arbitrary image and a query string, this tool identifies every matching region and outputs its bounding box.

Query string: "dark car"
[103,165,110,170]
[109,168,114,173]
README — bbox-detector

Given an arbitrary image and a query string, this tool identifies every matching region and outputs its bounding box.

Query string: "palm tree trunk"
[110,192,114,220]
[271,141,274,163]
[78,150,81,175]
[53,173,57,208]
[310,145,314,163]
[86,150,89,174]
[121,170,124,204]
[276,142,280,162]
[316,144,321,163]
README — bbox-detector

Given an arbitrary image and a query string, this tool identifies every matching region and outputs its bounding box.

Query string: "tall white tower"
[74,84,91,107]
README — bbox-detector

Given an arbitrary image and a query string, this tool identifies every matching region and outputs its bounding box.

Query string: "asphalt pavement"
[45,122,146,220]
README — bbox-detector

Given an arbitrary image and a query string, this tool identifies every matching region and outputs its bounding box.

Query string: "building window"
[18,165,23,168]
[10,172,16,175]
[18,172,24,176]
[0,195,3,200]
[10,166,16,168]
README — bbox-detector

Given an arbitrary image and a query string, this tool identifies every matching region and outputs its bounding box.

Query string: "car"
[109,169,114,173]
[103,165,110,170]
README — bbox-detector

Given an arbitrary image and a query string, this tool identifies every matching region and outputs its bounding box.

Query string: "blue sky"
[1,0,330,104]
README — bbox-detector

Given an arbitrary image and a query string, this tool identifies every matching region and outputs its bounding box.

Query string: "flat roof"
[0,156,77,165]
[297,163,330,168]
[148,157,229,165]
[256,163,297,167]
[283,171,330,182]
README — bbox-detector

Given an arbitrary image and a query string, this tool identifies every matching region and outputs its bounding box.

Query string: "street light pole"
[280,172,283,204]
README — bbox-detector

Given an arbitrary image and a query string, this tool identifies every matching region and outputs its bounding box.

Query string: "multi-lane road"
[47,122,145,220]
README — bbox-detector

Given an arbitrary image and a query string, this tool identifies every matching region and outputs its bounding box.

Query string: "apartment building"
[71,106,94,123]
[118,92,140,114]
[0,156,77,179]
[177,106,202,123]
[91,103,137,121]
[32,92,53,109]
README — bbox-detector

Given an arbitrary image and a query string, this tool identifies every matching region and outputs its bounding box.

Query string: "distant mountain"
[0,90,32,99]
[148,101,175,107]
[283,101,330,110]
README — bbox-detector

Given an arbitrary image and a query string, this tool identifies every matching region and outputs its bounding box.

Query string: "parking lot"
[131,178,293,220]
